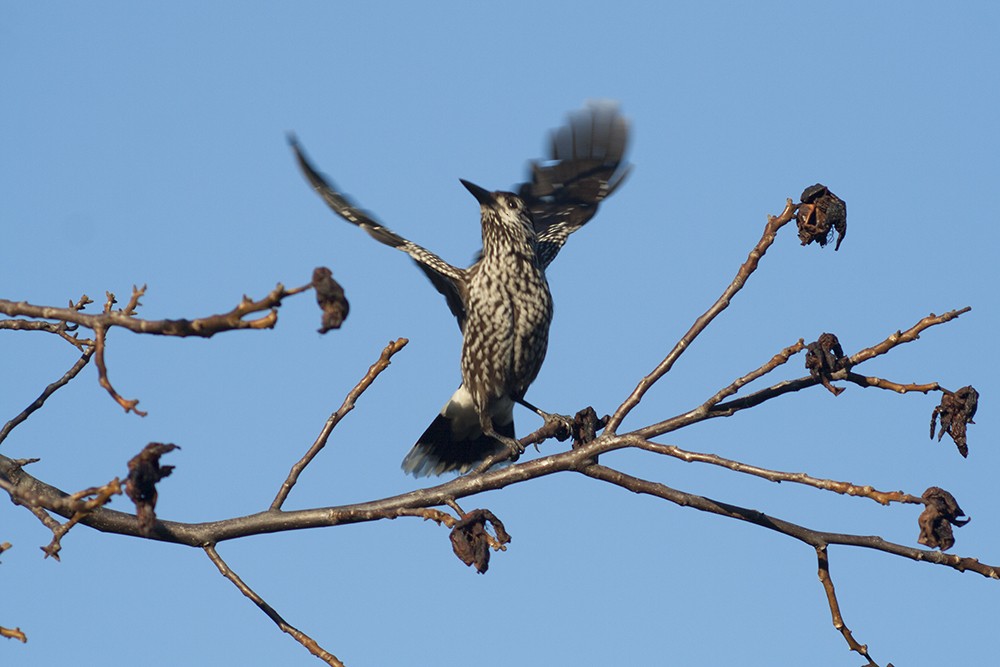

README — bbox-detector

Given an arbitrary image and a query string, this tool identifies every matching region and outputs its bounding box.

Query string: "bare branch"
[2,283,313,417]
[204,544,344,667]
[0,348,95,446]
[606,199,799,433]
[4,442,995,582]
[271,338,409,510]
[849,307,972,366]
[0,318,78,340]
[845,373,941,394]
[704,339,805,408]
[1,469,65,533]
[0,281,313,339]
[1,626,27,643]
[578,463,999,579]
[635,307,973,439]
[816,545,878,666]
[43,479,123,560]
[627,436,925,506]
[93,324,147,416]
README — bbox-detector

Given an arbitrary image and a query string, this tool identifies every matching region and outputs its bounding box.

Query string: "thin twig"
[204,544,344,667]
[626,436,924,506]
[703,339,805,408]
[0,474,63,532]
[849,307,972,366]
[845,373,942,395]
[816,545,878,666]
[606,199,799,433]
[0,281,313,339]
[93,324,146,416]
[0,347,95,446]
[271,338,408,510]
[636,308,973,439]
[0,626,27,643]
[3,283,313,416]
[578,463,999,579]
[23,478,123,561]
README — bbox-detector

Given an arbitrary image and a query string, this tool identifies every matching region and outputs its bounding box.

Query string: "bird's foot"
[471,434,524,475]
[498,434,525,460]
[540,412,573,442]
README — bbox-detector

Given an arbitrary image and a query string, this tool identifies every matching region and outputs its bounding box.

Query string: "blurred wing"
[518,102,632,268]
[290,135,468,325]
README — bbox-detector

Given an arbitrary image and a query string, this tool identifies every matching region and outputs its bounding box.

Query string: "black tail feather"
[402,413,514,477]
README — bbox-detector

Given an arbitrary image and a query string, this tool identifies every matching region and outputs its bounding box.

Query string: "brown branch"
[3,282,313,417]
[627,436,925,506]
[271,338,409,510]
[705,339,806,408]
[0,318,91,350]
[94,324,146,416]
[0,281,313,339]
[845,373,942,394]
[1,468,65,533]
[849,307,972,366]
[0,347,95,446]
[1,626,27,643]
[1,318,73,335]
[4,445,996,580]
[119,284,146,316]
[578,463,999,579]
[606,199,799,434]
[817,545,878,666]
[4,472,123,559]
[37,478,123,561]
[636,307,973,439]
[204,544,344,667]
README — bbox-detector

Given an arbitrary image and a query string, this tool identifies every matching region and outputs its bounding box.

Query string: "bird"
[290,102,631,476]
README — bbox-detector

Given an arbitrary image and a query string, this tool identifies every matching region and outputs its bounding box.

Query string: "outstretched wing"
[518,102,632,268]
[290,135,468,325]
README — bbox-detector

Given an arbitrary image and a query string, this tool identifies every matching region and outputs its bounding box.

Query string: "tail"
[401,385,514,477]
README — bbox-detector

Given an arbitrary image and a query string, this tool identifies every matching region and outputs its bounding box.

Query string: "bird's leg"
[517,398,573,441]
[479,411,524,462]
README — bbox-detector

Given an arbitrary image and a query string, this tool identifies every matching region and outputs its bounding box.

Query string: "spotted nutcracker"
[290,103,631,476]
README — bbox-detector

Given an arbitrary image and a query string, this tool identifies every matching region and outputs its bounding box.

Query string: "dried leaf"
[125,442,180,537]
[571,406,607,448]
[930,386,978,457]
[313,266,350,333]
[797,184,847,250]
[805,333,849,395]
[449,509,511,574]
[917,487,970,551]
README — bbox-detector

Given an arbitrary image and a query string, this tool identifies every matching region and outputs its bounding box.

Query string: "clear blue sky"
[3,3,998,665]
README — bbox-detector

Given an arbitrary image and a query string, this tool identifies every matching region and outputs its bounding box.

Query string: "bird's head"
[461,179,535,242]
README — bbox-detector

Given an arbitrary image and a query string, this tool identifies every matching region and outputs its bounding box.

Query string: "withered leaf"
[313,266,350,333]
[571,406,608,449]
[449,509,511,574]
[797,184,847,250]
[805,332,849,395]
[930,386,978,457]
[917,487,970,551]
[125,442,180,537]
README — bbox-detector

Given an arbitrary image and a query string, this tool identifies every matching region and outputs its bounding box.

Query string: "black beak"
[460,179,494,205]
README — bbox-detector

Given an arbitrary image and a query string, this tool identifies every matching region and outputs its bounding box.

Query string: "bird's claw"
[543,413,574,442]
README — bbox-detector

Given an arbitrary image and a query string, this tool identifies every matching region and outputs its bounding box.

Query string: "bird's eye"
[506,198,519,210]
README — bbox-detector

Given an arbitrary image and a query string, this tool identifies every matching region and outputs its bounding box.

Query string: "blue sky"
[2,3,998,665]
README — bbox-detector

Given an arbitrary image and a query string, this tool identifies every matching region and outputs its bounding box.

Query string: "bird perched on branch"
[290,102,631,476]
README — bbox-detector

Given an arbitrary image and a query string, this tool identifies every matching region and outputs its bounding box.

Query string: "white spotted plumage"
[291,103,630,476]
